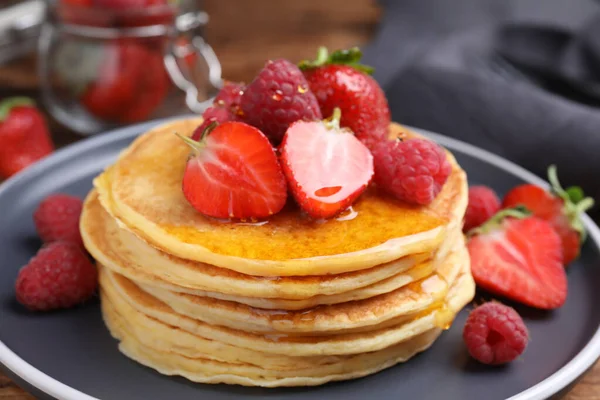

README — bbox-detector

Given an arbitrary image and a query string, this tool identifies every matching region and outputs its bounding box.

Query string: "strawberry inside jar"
[39,0,221,135]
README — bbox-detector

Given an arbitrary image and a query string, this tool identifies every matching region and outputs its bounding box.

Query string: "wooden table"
[0,0,598,398]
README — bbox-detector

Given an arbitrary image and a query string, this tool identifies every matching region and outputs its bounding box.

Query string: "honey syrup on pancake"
[102,120,460,266]
[162,186,446,261]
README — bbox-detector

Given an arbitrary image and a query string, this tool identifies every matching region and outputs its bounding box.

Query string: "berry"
[280,108,373,219]
[93,0,167,9]
[15,242,98,311]
[464,186,501,232]
[502,166,594,265]
[179,121,287,219]
[81,40,169,123]
[467,209,568,310]
[371,138,451,205]
[463,302,529,365]
[214,81,245,114]
[239,59,322,144]
[299,47,390,150]
[33,194,84,246]
[191,106,235,141]
[0,98,54,179]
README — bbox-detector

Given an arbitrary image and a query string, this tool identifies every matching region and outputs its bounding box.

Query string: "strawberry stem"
[0,97,34,121]
[547,164,594,239]
[467,206,530,236]
[324,107,342,131]
[298,46,375,75]
[174,132,206,153]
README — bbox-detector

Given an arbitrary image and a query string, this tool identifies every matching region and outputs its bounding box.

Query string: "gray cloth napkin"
[363,0,600,220]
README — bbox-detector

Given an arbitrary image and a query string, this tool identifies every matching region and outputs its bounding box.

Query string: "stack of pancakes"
[80,118,475,387]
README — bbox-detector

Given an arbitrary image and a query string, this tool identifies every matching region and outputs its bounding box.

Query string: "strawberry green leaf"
[547,164,594,240]
[0,97,34,121]
[566,186,584,203]
[467,206,531,236]
[298,46,375,75]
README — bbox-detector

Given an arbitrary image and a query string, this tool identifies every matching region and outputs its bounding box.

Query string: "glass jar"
[38,0,222,135]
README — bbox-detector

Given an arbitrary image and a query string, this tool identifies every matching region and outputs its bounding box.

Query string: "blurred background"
[0,0,598,219]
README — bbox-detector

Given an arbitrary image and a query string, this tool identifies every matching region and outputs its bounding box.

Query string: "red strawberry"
[119,45,170,123]
[239,59,322,144]
[502,166,594,265]
[280,108,374,219]
[464,186,501,232]
[299,47,390,150]
[190,82,245,141]
[0,98,54,179]
[467,208,568,310]
[371,137,451,205]
[33,194,84,247]
[178,121,287,219]
[81,40,169,123]
[93,0,167,9]
[15,241,97,311]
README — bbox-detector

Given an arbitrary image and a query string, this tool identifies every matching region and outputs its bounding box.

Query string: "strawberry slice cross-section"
[178,121,288,220]
[280,108,374,219]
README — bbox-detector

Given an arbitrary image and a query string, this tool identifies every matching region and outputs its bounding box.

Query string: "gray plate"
[0,118,599,400]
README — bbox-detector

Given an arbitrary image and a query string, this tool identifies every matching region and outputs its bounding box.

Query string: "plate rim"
[0,118,599,400]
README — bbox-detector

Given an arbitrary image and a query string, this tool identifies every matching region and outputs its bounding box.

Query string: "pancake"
[103,294,443,387]
[94,118,468,276]
[128,236,465,334]
[82,191,438,302]
[99,258,474,356]
[105,293,443,387]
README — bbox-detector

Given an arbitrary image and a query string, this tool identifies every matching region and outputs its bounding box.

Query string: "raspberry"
[372,138,451,205]
[15,242,98,311]
[240,59,322,143]
[464,186,501,232]
[191,106,235,140]
[462,302,529,365]
[214,81,245,112]
[33,194,83,246]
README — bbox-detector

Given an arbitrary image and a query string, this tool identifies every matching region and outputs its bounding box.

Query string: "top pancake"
[94,118,467,276]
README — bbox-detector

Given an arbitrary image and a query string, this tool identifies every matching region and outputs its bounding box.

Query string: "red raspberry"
[15,242,98,311]
[239,59,322,144]
[372,138,451,205]
[214,81,245,112]
[33,194,83,246]
[464,186,501,232]
[463,302,529,365]
[191,106,235,140]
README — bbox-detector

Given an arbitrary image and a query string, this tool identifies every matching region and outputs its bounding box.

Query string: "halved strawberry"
[280,108,374,219]
[502,165,594,265]
[467,208,568,310]
[178,121,287,219]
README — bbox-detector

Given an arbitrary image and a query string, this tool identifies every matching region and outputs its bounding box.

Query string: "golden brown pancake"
[93,119,468,276]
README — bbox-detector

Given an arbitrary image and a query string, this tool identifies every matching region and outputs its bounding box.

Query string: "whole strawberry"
[467,207,567,310]
[33,194,84,247]
[0,98,54,179]
[502,165,594,265]
[178,121,288,219]
[280,108,374,219]
[372,138,451,205]
[464,186,501,232]
[239,59,322,144]
[191,82,245,141]
[299,47,390,150]
[15,242,98,311]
